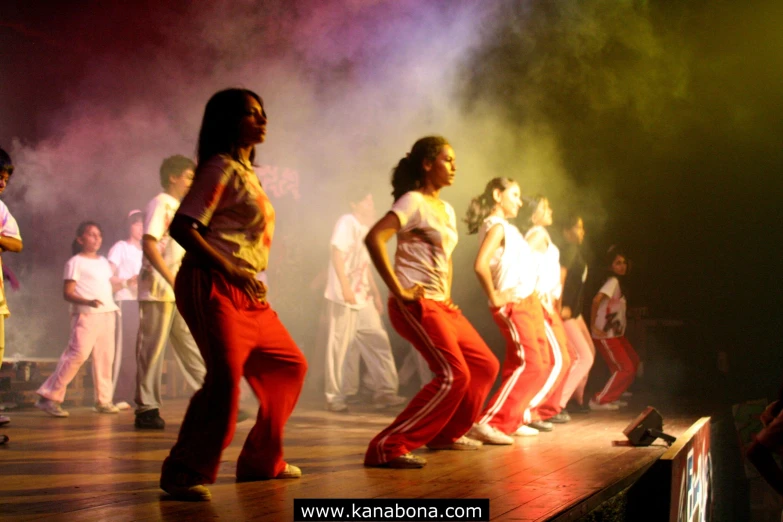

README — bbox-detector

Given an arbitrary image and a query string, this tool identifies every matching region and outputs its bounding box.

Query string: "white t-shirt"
[0,200,21,317]
[64,255,119,315]
[178,155,275,274]
[107,240,142,301]
[325,213,371,309]
[391,191,458,302]
[525,225,562,309]
[593,276,626,338]
[138,192,185,302]
[479,216,536,304]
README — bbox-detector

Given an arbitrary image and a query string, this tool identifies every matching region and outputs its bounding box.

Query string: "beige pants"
[135,301,205,412]
[37,312,116,404]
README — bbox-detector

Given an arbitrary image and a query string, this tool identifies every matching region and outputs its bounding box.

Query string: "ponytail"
[463,177,517,234]
[391,136,449,201]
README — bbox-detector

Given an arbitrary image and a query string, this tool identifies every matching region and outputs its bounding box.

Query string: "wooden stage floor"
[1,398,700,521]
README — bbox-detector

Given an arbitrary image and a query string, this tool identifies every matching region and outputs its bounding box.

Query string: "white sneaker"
[0,414,9,426]
[94,403,120,414]
[467,423,514,445]
[427,435,483,450]
[589,399,620,411]
[513,425,540,436]
[115,401,132,411]
[35,398,70,417]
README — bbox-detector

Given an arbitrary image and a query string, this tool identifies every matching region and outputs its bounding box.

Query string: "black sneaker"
[548,411,571,423]
[567,401,591,414]
[135,409,165,429]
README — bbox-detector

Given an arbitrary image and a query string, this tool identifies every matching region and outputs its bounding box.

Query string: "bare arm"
[108,262,124,294]
[169,214,266,300]
[63,280,102,308]
[474,224,509,308]
[367,268,385,314]
[364,212,422,302]
[330,246,357,305]
[0,236,23,253]
[591,292,609,337]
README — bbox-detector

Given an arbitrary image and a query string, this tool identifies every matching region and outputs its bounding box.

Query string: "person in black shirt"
[557,213,595,413]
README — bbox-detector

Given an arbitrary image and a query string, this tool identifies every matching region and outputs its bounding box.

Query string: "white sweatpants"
[324,300,399,404]
[38,312,116,404]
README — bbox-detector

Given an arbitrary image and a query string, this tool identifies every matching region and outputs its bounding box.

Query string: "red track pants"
[592,336,639,405]
[364,298,499,466]
[535,311,572,420]
[477,295,551,434]
[164,262,308,482]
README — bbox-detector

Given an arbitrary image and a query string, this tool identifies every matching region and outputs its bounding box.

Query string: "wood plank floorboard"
[0,398,701,521]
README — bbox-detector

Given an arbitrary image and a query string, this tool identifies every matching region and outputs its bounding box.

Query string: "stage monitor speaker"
[624,406,677,447]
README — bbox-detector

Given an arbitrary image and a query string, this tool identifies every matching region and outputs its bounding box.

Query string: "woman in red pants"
[159,88,308,500]
[363,136,499,469]
[463,178,550,443]
[589,246,639,410]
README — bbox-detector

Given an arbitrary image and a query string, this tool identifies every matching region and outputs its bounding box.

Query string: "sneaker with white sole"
[94,403,120,414]
[366,452,427,469]
[373,394,408,409]
[35,398,69,417]
[0,415,9,427]
[513,425,540,436]
[114,401,132,411]
[427,435,483,450]
[589,399,620,411]
[467,423,514,445]
[528,420,554,432]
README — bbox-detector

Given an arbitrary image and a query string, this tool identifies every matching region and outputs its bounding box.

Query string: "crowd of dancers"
[0,88,640,500]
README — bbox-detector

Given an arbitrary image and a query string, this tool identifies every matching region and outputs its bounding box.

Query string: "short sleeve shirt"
[64,255,119,315]
[593,276,626,337]
[325,213,371,309]
[0,200,21,317]
[107,240,142,301]
[177,155,275,274]
[391,191,458,302]
[479,216,536,303]
[137,193,184,302]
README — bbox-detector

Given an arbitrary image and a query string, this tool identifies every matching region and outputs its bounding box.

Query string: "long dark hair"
[196,88,263,167]
[463,177,517,234]
[602,245,629,298]
[391,136,449,201]
[71,221,102,256]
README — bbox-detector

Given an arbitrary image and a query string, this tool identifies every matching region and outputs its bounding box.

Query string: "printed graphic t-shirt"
[593,276,626,338]
[325,213,372,309]
[138,192,185,302]
[391,191,458,302]
[178,154,275,275]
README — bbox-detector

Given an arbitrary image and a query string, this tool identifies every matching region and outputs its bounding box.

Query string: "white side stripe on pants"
[478,307,526,425]
[373,300,452,464]
[594,339,619,404]
[523,321,562,421]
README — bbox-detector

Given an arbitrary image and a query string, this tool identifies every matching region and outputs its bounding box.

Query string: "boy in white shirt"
[134,156,206,429]
[0,148,23,429]
[324,189,405,412]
